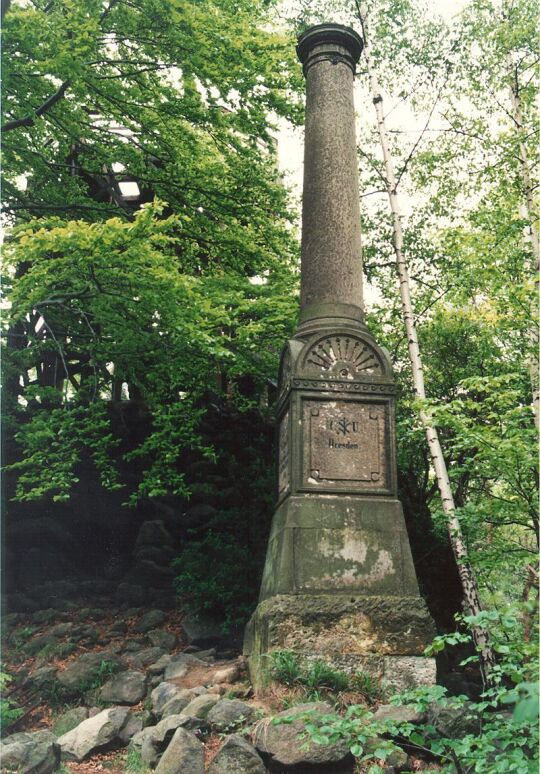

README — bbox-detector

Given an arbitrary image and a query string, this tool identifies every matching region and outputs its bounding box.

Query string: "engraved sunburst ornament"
[306,336,381,378]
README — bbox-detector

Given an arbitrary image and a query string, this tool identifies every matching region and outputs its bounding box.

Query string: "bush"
[0,669,23,732]
[173,529,261,631]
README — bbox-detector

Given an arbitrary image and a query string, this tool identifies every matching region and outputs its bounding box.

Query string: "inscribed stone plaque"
[303,400,387,490]
[278,411,290,494]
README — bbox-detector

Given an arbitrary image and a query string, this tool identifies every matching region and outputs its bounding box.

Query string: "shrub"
[0,670,23,732]
[173,529,261,631]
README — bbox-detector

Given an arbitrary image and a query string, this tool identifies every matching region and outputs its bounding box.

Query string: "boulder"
[58,706,130,761]
[363,736,409,770]
[206,699,255,732]
[0,729,60,774]
[109,621,128,636]
[372,704,426,726]
[135,545,176,563]
[154,727,204,774]
[53,707,90,736]
[181,612,224,648]
[208,734,266,774]
[128,646,165,669]
[137,715,205,767]
[136,520,174,549]
[163,653,205,680]
[212,664,241,684]
[56,652,121,697]
[427,701,482,738]
[151,682,194,716]
[134,609,167,633]
[100,670,147,705]
[25,666,58,692]
[118,713,144,744]
[129,560,175,587]
[148,654,172,676]
[253,703,354,772]
[147,629,177,650]
[181,693,220,719]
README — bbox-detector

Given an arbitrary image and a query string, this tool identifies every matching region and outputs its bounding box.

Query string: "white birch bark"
[358,5,496,681]
[507,52,540,430]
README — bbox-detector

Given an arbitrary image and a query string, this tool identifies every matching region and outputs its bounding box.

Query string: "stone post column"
[297,25,364,330]
[244,24,436,694]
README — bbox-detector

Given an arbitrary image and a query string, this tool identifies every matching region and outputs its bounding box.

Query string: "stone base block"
[244,593,436,693]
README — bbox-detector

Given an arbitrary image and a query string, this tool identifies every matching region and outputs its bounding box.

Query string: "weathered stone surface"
[363,736,409,771]
[135,714,207,767]
[134,610,167,633]
[382,656,437,692]
[52,707,90,736]
[151,682,194,716]
[208,734,266,774]
[118,713,144,745]
[206,699,255,731]
[148,654,172,675]
[180,693,220,719]
[100,670,147,705]
[181,612,224,648]
[212,664,241,684]
[25,666,58,692]
[371,703,426,726]
[56,652,121,697]
[136,520,174,549]
[253,703,353,772]
[427,701,482,738]
[163,653,205,680]
[57,707,129,761]
[128,646,165,669]
[154,727,204,774]
[0,729,60,774]
[147,628,177,650]
[245,591,435,691]
[243,24,436,697]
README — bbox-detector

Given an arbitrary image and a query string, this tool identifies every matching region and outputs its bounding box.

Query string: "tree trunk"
[507,52,540,430]
[358,4,496,683]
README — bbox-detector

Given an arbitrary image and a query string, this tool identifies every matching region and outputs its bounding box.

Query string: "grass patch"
[268,651,384,706]
[126,748,150,774]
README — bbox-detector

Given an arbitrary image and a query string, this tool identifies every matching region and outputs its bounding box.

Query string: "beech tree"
[2,0,303,501]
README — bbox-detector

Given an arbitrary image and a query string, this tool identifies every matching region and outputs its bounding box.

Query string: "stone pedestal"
[244,326,436,690]
[244,24,436,692]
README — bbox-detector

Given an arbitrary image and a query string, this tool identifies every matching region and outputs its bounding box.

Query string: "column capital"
[296,23,363,76]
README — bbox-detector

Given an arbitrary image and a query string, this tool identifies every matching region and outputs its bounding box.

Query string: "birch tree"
[356,2,497,680]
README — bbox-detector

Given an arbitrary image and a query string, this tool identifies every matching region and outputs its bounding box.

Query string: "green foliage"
[0,670,23,732]
[269,650,302,687]
[173,529,260,631]
[87,660,119,692]
[2,0,301,503]
[126,748,150,774]
[297,615,539,772]
[269,650,351,697]
[52,710,86,737]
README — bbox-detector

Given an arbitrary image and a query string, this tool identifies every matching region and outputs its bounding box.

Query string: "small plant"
[269,651,351,699]
[9,626,37,650]
[126,748,150,774]
[89,660,119,690]
[0,669,23,732]
[303,660,350,693]
[351,671,384,704]
[269,650,302,687]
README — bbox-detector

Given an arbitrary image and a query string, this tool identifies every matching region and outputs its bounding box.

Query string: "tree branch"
[1,80,70,133]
